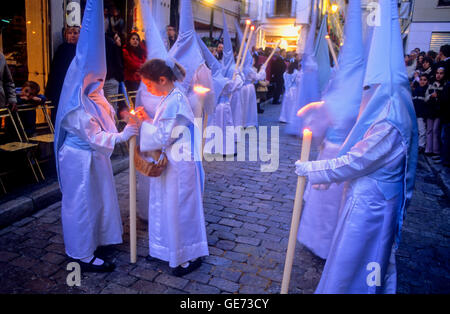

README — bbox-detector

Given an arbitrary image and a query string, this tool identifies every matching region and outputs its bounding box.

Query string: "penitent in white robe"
[58,106,123,259]
[240,67,266,128]
[279,70,298,123]
[297,118,407,293]
[204,75,243,155]
[140,87,209,267]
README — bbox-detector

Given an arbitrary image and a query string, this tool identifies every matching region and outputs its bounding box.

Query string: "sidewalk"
[0,155,129,228]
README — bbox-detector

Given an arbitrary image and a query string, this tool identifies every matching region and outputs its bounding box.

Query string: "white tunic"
[59,107,123,259]
[140,87,209,267]
[296,120,406,293]
[241,68,266,128]
[279,70,298,123]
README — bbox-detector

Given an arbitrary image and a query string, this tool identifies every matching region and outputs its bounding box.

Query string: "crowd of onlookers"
[409,44,449,167]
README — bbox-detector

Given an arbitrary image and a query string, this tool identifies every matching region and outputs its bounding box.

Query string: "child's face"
[436,68,445,82]
[142,77,165,97]
[21,86,37,100]
[419,76,428,87]
[129,35,140,48]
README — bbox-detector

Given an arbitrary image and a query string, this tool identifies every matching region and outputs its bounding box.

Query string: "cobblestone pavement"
[0,102,449,294]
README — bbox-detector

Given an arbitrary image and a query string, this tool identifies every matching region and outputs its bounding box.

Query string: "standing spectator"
[270,51,286,104]
[122,32,146,92]
[214,43,224,61]
[104,7,111,35]
[104,32,124,115]
[412,74,430,153]
[427,50,437,62]
[425,67,446,161]
[0,52,17,111]
[165,25,178,50]
[440,80,450,167]
[109,8,125,38]
[435,44,450,80]
[45,26,80,123]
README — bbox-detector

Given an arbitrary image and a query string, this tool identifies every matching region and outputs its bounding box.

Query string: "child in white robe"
[135,58,209,276]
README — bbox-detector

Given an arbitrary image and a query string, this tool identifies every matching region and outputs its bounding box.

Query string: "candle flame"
[325,35,330,39]
[193,85,211,94]
[303,128,312,136]
[250,25,255,31]
[130,110,136,115]
[246,20,251,25]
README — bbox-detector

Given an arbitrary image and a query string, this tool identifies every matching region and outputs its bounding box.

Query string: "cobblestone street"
[0,102,449,294]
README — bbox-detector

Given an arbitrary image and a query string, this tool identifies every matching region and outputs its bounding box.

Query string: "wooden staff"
[325,35,339,69]
[233,19,251,80]
[239,25,255,71]
[262,40,281,69]
[281,128,312,294]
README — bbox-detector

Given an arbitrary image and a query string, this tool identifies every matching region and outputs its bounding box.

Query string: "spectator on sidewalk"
[440,80,450,167]
[0,52,17,112]
[45,26,80,123]
[123,32,146,92]
[412,74,429,153]
[104,32,124,115]
[425,67,446,161]
[16,81,45,137]
[165,25,178,50]
[270,51,286,104]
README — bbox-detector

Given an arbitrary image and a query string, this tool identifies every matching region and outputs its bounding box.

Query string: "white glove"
[116,123,139,143]
[295,160,309,176]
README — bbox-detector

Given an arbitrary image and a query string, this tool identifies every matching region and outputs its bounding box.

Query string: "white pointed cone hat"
[54,0,116,181]
[134,0,168,113]
[321,0,365,144]
[169,0,205,92]
[197,34,228,103]
[338,0,418,246]
[221,10,236,79]
[141,0,168,60]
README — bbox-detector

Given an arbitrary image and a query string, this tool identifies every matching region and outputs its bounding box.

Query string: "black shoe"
[75,257,115,273]
[171,258,202,277]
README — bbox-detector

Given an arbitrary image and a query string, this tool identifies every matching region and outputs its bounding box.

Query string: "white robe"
[204,76,243,155]
[59,107,123,259]
[279,70,298,123]
[297,119,406,293]
[140,87,209,267]
[241,68,266,128]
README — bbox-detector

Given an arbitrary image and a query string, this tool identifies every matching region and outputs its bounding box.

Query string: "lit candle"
[281,128,312,294]
[129,108,137,263]
[239,25,255,71]
[194,85,211,158]
[233,19,251,79]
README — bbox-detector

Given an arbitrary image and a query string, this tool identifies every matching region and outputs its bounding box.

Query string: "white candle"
[262,40,281,69]
[129,109,137,263]
[281,128,312,294]
[325,35,339,69]
[233,19,251,79]
[239,25,255,71]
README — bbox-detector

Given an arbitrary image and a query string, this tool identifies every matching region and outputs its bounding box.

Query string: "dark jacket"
[270,55,286,83]
[45,42,77,108]
[0,53,17,107]
[412,83,428,118]
[105,35,124,82]
[425,80,446,119]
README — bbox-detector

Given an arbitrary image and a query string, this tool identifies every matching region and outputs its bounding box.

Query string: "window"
[437,0,450,7]
[275,0,292,16]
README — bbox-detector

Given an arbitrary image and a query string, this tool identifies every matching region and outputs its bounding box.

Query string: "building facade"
[404,0,450,53]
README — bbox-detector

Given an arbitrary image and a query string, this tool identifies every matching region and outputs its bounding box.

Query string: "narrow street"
[0,102,448,294]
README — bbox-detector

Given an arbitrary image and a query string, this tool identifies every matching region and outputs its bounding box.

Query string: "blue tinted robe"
[140,87,208,267]
[297,106,408,293]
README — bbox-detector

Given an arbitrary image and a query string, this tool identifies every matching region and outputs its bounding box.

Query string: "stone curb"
[0,157,129,228]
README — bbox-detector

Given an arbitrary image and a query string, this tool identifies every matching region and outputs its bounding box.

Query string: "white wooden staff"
[129,109,137,263]
[233,19,251,80]
[281,128,312,294]
[325,35,339,69]
[262,40,281,69]
[239,25,255,71]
